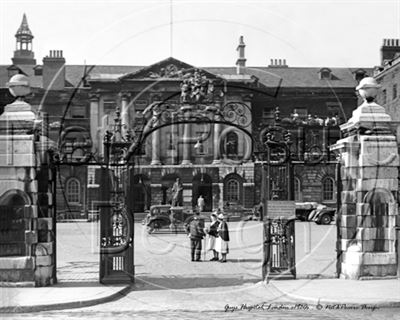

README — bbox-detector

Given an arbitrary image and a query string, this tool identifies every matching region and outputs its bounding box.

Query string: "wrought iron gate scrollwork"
[256,108,296,280]
[100,205,133,255]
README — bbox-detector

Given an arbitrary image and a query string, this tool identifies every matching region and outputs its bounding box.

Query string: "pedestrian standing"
[216,213,230,262]
[185,211,205,262]
[197,195,205,213]
[206,212,220,261]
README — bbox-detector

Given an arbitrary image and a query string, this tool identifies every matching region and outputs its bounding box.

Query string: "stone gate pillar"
[331,77,400,279]
[0,75,55,286]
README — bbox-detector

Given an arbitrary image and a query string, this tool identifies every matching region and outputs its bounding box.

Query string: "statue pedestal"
[170,206,185,223]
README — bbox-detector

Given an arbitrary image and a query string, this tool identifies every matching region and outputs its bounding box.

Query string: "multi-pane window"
[226,179,240,202]
[66,178,80,204]
[87,166,98,186]
[322,177,335,201]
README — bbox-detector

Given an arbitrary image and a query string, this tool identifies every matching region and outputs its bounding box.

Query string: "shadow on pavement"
[52,281,105,287]
[133,275,260,290]
[226,259,262,263]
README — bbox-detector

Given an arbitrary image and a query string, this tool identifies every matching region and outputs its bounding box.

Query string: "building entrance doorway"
[192,174,212,211]
[132,174,150,212]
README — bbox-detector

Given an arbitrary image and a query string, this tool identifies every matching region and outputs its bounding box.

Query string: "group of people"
[186,209,230,263]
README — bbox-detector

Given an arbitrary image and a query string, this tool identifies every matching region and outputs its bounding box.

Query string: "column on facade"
[150,117,161,165]
[218,182,224,209]
[120,92,130,138]
[89,93,100,154]
[213,113,221,163]
[181,106,192,165]
[171,118,178,164]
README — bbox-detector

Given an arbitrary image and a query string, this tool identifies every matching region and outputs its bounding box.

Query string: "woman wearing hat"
[206,212,220,261]
[216,213,230,262]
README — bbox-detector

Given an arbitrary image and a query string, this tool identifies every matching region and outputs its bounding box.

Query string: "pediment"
[120,57,221,81]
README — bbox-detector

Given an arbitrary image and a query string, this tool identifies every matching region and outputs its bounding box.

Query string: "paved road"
[3,221,399,319]
[3,307,400,319]
[56,220,337,285]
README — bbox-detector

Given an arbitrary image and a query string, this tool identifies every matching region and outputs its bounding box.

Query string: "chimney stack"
[236,36,246,75]
[268,58,288,68]
[43,50,65,90]
[380,38,400,65]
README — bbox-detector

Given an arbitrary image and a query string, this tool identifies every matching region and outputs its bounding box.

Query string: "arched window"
[226,179,240,202]
[294,177,302,201]
[322,176,335,201]
[66,178,81,204]
[226,132,238,156]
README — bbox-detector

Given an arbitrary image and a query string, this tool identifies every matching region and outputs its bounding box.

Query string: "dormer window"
[34,65,42,76]
[319,68,332,80]
[7,65,21,78]
[354,69,367,82]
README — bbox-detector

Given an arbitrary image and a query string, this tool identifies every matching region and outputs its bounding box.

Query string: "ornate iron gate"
[99,166,134,284]
[257,113,297,280]
[263,218,295,278]
[99,111,135,284]
[258,108,341,280]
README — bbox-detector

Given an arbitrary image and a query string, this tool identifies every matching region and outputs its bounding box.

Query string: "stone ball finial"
[6,74,31,98]
[356,77,381,102]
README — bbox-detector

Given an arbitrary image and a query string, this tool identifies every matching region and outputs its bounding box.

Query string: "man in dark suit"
[186,211,205,261]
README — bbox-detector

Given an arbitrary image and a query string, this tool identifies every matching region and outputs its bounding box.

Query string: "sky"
[1,0,400,68]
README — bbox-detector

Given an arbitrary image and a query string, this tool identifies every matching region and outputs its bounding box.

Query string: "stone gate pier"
[0,75,55,286]
[332,77,400,279]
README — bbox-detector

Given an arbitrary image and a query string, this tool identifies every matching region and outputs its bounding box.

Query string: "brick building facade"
[375,39,400,125]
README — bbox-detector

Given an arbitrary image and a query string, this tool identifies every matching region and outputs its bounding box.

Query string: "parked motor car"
[309,206,336,225]
[142,205,206,233]
[295,202,319,221]
[295,202,335,225]
[142,205,171,233]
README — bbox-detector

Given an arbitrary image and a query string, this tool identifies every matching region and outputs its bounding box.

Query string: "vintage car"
[295,202,335,225]
[308,206,336,225]
[142,205,207,233]
[295,202,319,221]
[142,205,172,232]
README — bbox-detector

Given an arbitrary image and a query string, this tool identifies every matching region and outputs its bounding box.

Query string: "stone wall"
[332,84,400,279]
[0,98,55,287]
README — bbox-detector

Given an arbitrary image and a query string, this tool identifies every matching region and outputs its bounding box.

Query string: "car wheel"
[150,220,162,230]
[319,213,331,225]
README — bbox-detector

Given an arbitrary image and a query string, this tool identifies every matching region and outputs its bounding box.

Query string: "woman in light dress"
[215,213,230,262]
[206,212,220,261]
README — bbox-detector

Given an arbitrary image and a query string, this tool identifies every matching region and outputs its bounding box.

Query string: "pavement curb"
[0,285,132,314]
[267,281,400,309]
